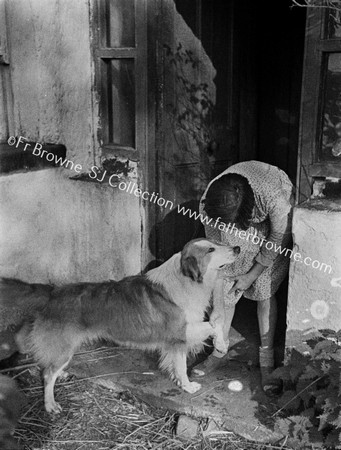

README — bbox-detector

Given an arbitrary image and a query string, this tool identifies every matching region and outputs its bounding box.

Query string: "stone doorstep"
[67,346,284,445]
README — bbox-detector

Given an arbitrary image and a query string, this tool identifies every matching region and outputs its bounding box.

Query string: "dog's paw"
[45,400,62,414]
[181,381,201,394]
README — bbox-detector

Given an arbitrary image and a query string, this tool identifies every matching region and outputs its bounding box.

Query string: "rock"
[176,415,199,439]
[202,419,220,437]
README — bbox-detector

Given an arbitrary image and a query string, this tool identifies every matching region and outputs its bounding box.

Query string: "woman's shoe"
[191,353,229,377]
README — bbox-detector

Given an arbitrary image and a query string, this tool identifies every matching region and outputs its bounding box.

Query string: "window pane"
[108,59,135,147]
[325,8,341,39]
[108,0,135,47]
[321,53,341,160]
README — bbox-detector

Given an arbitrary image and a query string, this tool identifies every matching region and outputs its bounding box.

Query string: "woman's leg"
[257,295,277,349]
[257,295,278,391]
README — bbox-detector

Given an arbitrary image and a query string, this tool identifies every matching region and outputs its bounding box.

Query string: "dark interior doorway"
[175,0,306,183]
[174,0,307,363]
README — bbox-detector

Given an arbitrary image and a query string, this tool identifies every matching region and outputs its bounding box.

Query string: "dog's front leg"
[172,350,201,394]
[159,349,201,394]
[210,278,228,354]
[186,321,215,348]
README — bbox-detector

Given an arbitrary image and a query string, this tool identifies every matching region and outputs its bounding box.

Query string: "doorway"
[175,0,306,183]
[172,0,307,362]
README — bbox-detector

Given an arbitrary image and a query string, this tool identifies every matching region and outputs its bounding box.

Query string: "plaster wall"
[0,0,142,287]
[287,200,341,346]
[0,169,141,284]
[5,0,97,165]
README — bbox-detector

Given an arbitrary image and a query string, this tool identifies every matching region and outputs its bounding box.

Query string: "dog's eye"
[208,247,215,253]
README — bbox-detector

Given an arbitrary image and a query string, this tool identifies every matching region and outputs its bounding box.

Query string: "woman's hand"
[227,261,267,294]
[227,272,256,294]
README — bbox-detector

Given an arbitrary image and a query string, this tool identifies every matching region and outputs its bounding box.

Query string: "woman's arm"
[227,194,293,293]
[255,197,293,267]
[227,261,266,293]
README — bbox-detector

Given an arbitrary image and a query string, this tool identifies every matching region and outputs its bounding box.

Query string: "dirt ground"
[0,350,295,450]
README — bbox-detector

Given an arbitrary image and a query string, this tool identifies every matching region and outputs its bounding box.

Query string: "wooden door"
[148,0,216,264]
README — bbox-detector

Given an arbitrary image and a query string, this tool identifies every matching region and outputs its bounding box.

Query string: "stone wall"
[286,199,341,349]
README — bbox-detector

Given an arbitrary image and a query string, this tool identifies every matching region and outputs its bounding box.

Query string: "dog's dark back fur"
[39,276,187,345]
[13,275,189,373]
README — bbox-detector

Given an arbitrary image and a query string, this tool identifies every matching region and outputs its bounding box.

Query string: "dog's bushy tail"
[0,278,51,330]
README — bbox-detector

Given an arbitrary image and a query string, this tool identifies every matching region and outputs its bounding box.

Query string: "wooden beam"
[96,48,137,59]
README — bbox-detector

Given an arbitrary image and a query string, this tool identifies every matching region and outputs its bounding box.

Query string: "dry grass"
[1,349,294,450]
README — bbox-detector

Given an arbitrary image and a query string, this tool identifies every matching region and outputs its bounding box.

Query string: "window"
[298,7,341,201]
[92,0,147,161]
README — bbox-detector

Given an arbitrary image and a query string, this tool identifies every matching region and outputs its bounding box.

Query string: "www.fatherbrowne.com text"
[110,178,332,275]
[9,136,332,275]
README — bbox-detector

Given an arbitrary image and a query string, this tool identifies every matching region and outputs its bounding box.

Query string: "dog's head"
[180,239,240,283]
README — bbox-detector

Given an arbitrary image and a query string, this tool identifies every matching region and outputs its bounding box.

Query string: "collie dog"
[11,239,239,413]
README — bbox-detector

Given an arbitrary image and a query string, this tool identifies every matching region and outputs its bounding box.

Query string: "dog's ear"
[181,255,203,283]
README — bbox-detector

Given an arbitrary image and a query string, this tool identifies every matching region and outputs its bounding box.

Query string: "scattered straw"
[1,349,297,449]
